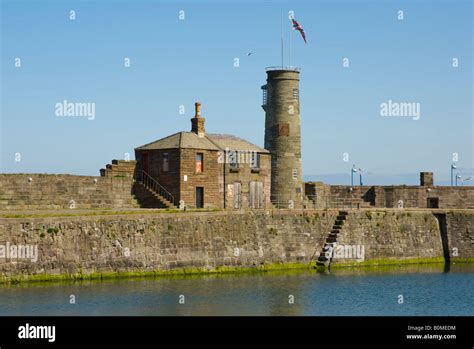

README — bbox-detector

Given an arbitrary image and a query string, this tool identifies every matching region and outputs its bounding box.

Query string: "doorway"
[234,182,242,209]
[249,181,264,209]
[196,187,204,208]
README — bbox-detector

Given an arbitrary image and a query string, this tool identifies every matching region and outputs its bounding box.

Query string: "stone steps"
[143,186,177,209]
[316,210,348,269]
[132,182,175,209]
[101,160,136,178]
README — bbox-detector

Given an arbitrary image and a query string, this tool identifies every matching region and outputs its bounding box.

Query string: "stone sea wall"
[446,211,474,260]
[333,210,443,266]
[0,210,472,282]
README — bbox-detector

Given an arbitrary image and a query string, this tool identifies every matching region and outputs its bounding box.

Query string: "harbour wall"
[0,210,472,282]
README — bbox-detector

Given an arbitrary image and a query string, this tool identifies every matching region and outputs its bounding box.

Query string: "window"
[250,153,260,169]
[292,169,298,180]
[196,153,204,173]
[162,153,169,172]
[277,123,289,136]
[293,88,299,100]
[229,150,239,171]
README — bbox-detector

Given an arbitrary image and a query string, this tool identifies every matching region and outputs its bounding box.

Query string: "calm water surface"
[0,264,473,316]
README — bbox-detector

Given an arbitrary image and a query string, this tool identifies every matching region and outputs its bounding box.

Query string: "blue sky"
[1,0,472,185]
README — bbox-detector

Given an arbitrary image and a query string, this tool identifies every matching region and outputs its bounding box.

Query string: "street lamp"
[351,165,357,186]
[455,174,462,186]
[359,168,363,186]
[451,163,457,186]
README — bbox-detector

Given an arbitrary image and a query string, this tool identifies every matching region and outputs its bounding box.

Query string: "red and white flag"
[291,18,307,43]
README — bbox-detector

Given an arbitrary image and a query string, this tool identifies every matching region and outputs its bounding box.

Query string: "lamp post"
[351,165,357,186]
[455,174,461,186]
[451,163,457,186]
[359,168,363,186]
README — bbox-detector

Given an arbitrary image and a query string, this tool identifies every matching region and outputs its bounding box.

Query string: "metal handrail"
[265,66,301,72]
[268,195,317,209]
[140,170,175,205]
[329,197,361,209]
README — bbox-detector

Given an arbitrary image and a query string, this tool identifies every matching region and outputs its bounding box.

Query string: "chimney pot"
[195,102,201,117]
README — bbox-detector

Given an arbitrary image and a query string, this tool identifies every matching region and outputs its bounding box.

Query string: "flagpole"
[289,14,292,67]
[280,9,284,68]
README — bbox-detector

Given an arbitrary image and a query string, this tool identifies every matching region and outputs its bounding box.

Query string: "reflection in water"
[444,262,451,273]
[0,264,472,316]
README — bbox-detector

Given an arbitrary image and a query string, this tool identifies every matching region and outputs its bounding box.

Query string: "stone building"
[133,102,271,209]
[131,67,474,211]
[2,67,472,211]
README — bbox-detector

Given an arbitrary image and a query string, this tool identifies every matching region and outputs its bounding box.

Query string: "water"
[0,264,473,316]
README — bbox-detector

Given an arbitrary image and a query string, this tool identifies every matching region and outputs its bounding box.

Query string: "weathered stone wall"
[223,153,271,209]
[264,69,303,207]
[446,211,474,261]
[0,211,331,281]
[0,210,471,281]
[100,160,136,178]
[179,149,221,209]
[305,182,474,210]
[134,149,180,199]
[334,210,444,265]
[0,174,139,210]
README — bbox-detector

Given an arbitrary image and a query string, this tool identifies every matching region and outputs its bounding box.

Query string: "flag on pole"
[291,18,307,43]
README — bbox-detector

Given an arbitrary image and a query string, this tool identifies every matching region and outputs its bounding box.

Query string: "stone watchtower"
[262,68,303,207]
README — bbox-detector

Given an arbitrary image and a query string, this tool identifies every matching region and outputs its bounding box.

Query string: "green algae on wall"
[0,210,472,283]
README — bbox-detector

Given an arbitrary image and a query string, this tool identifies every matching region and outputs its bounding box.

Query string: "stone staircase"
[100,160,136,178]
[316,210,349,269]
[135,171,177,209]
[133,183,176,209]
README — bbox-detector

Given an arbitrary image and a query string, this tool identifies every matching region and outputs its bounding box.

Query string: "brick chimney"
[191,102,205,137]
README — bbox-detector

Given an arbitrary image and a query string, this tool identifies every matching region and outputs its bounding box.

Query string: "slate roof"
[135,132,269,153]
[135,132,219,151]
[206,134,269,153]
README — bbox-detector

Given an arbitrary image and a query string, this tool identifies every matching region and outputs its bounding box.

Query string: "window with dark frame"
[293,88,299,100]
[250,152,260,169]
[229,150,239,171]
[196,153,204,173]
[162,153,169,172]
